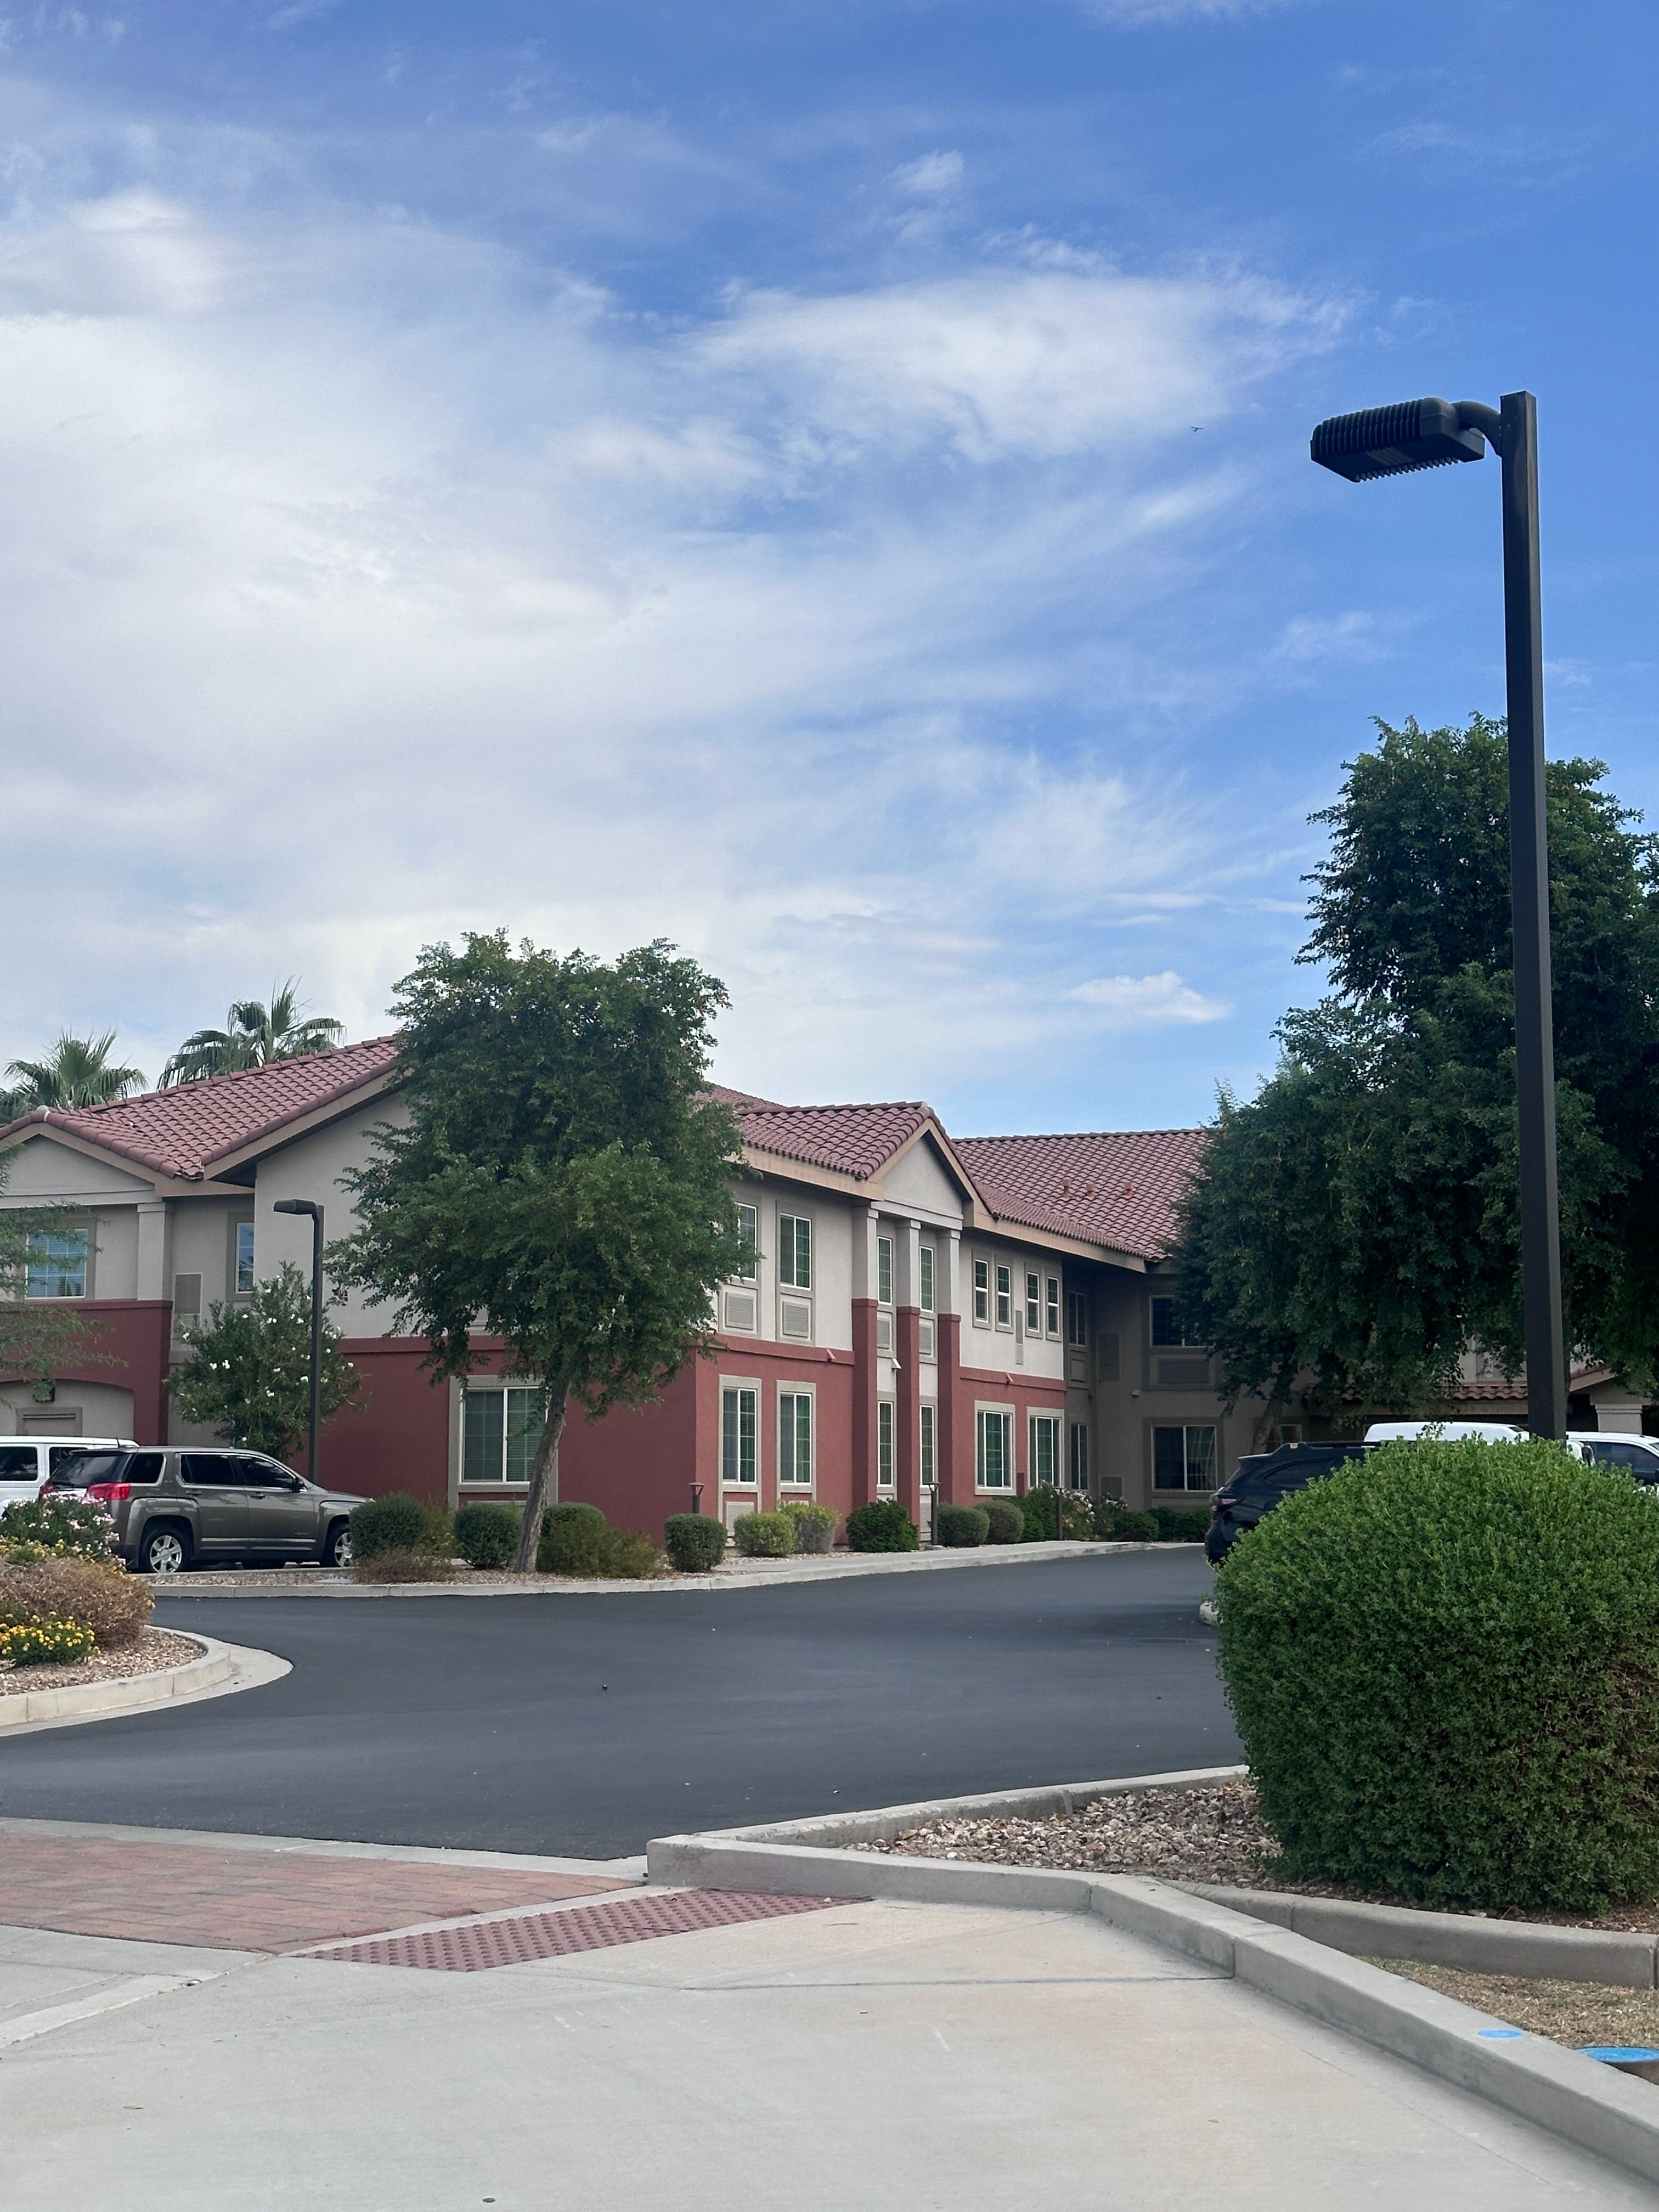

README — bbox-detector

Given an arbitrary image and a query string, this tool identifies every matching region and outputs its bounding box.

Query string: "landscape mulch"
[871,1780,1659,1933]
[1374,1959,1659,2054]
[0,1624,202,1694]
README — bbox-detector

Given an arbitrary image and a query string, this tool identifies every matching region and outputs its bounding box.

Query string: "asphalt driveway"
[0,1550,1234,1857]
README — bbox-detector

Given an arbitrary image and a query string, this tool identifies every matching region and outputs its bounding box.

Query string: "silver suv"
[47,1448,365,1574]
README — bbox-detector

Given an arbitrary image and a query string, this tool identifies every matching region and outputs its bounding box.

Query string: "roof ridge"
[58,1035,398,1121]
[958,1126,1209,1143]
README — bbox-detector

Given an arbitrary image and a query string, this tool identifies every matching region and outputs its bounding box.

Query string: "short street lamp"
[272,1199,326,1481]
[1311,391,1565,1440]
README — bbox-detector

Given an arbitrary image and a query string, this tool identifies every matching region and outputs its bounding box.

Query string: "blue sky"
[3,0,1653,1133]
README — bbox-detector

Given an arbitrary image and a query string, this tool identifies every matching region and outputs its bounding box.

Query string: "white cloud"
[0,168,1339,1113]
[1069,974,1231,1024]
[1077,0,1315,24]
[888,150,964,198]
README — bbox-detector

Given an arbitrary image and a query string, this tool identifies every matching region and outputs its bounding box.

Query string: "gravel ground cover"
[873,1780,1659,1932]
[0,1626,202,1695]
[1375,1959,1659,2056]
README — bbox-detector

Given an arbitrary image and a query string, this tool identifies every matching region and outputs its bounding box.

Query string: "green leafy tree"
[1,1032,146,1120]
[330,933,746,1572]
[162,980,343,1085]
[167,1262,360,1462]
[1173,715,1659,1436]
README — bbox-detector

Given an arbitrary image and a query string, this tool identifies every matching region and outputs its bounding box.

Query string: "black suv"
[1205,1442,1376,1567]
[48,1447,365,1575]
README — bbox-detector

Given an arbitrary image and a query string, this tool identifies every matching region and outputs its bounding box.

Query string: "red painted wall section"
[850,1299,877,1511]
[32,1301,172,1443]
[956,1363,1067,1496]
[326,1340,450,1503]
[556,1363,698,1536]
[936,1314,962,1505]
[895,1305,921,1521]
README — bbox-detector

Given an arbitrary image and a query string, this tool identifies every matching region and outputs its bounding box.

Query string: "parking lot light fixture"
[272,1199,325,1481]
[1311,390,1565,1442]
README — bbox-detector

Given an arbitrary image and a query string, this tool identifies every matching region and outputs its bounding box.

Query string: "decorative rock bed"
[0,1626,202,1696]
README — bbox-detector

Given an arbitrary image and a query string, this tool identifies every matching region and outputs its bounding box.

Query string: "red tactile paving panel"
[0,1832,625,1951]
[311,1889,857,1971]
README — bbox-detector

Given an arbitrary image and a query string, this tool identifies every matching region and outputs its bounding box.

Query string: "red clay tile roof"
[0,1039,400,1181]
[954,1129,1210,1262]
[734,1099,934,1181]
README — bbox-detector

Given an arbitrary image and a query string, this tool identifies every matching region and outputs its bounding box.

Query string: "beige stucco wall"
[0,1134,153,1201]
[960,1233,1066,1384]
[252,1096,409,1338]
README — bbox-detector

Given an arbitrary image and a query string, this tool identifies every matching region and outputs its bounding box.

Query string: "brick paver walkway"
[0,1832,626,1951]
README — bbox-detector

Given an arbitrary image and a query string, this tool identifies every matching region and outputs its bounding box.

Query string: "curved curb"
[0,1634,291,1735]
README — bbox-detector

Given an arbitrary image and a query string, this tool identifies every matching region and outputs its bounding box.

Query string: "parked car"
[46,1447,365,1573]
[1204,1442,1374,1567]
[1568,1431,1659,1487]
[0,1437,138,1516]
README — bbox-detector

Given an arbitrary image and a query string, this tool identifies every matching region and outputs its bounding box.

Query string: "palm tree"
[162,980,344,1086]
[1,1032,148,1120]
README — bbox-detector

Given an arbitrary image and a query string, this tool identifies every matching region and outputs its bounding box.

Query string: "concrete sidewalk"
[0,1885,1647,2207]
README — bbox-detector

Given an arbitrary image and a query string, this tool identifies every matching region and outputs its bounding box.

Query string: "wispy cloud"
[1076,0,1316,25]
[1070,973,1230,1023]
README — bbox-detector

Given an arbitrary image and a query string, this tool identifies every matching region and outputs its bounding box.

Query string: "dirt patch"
[872,1779,1659,1933]
[1374,1959,1659,2053]
[0,1625,202,1695]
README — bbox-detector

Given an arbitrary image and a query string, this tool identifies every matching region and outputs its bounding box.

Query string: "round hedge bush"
[779,1499,838,1554]
[537,1501,606,1576]
[733,1509,796,1558]
[981,1499,1024,1544]
[454,1502,520,1569]
[664,1514,727,1573]
[1218,1437,1659,1914]
[350,1493,435,1561]
[845,1500,918,1553]
[936,1502,990,1548]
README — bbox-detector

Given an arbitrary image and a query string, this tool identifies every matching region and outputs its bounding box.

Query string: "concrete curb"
[641,1831,1659,2186]
[0,1634,290,1734]
[718,1764,1247,1849]
[145,1539,1194,1599]
[1186,1883,1659,1990]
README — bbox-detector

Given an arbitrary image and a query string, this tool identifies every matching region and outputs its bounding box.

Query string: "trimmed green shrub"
[1020,1486,1092,1542]
[453,1502,519,1570]
[537,1501,607,1576]
[845,1499,919,1553]
[779,1499,838,1554]
[1090,1492,1123,1541]
[733,1510,796,1558]
[981,1499,1024,1544]
[353,1548,456,1584]
[0,1559,151,1646]
[664,1514,727,1573]
[595,1528,663,1579]
[1149,1507,1209,1543]
[350,1493,439,1561]
[1218,1438,1659,1914]
[936,1503,990,1548]
[1,1616,96,1667]
[1,1493,117,1560]
[1113,1510,1159,1541]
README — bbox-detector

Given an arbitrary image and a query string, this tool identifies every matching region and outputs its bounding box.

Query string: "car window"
[48,1451,125,1487]
[0,1444,40,1480]
[229,1457,297,1488]
[182,1453,244,1487]
[126,1452,165,1485]
[1593,1440,1659,1476]
[48,1444,97,1474]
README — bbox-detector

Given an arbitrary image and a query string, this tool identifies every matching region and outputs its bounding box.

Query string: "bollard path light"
[1310,390,1565,1441]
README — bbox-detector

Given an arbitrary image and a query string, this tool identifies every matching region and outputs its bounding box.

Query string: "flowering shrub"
[1,1617,96,1668]
[0,1560,151,1646]
[0,1493,117,1561]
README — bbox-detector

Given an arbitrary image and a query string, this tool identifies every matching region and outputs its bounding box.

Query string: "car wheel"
[323,1522,352,1568]
[140,1525,190,1576]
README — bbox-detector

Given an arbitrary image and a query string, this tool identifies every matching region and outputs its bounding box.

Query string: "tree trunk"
[512,1390,569,1575]
[1250,1359,1301,1454]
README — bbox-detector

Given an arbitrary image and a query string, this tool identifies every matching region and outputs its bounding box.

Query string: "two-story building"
[0,1044,1268,1532]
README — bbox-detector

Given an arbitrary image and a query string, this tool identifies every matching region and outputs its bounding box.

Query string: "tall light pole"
[272,1198,326,1480]
[1311,392,1565,1440]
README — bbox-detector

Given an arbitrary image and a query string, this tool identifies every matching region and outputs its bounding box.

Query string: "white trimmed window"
[973,1256,990,1325]
[921,1403,936,1489]
[462,1386,545,1485]
[1153,1424,1217,1492]
[235,1220,256,1297]
[733,1203,758,1283]
[778,1214,812,1290]
[1150,1296,1195,1348]
[1046,1277,1061,1338]
[720,1384,758,1486]
[1025,1269,1041,1331]
[919,1245,934,1313]
[976,1407,1013,1491]
[877,1399,895,1489]
[1066,1290,1088,1346]
[995,1263,1013,1330]
[25,1226,87,1300]
[779,1390,814,1486]
[1029,1413,1060,1489]
[1068,1422,1090,1492]
[877,1234,893,1307]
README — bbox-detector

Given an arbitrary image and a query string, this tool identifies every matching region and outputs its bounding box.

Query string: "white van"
[1364,1420,1528,1444]
[0,1438,138,1515]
